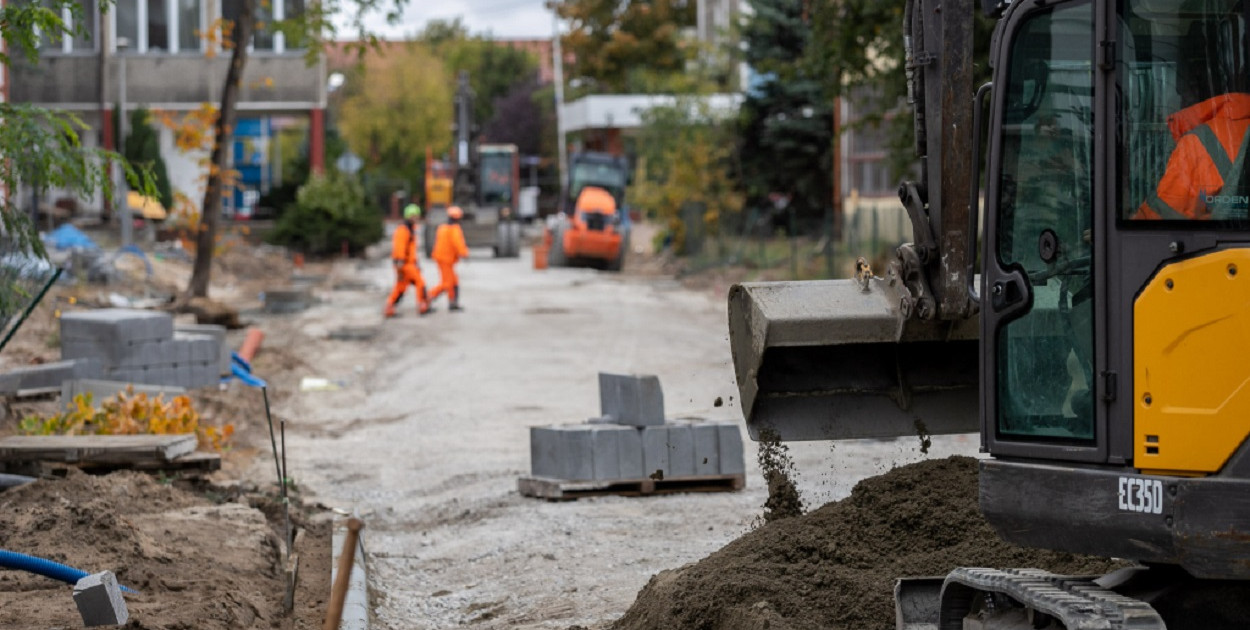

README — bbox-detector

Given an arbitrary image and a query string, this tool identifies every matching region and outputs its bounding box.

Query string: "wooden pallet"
[517,473,746,501]
[0,434,198,467]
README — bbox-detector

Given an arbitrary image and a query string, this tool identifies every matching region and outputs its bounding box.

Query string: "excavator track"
[939,568,1166,630]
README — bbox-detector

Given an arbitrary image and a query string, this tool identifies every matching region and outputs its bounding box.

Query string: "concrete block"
[174,332,216,363]
[642,426,670,480]
[665,424,696,478]
[559,426,596,481]
[530,425,645,481]
[263,287,313,314]
[176,324,228,373]
[529,427,566,479]
[0,359,103,393]
[190,362,219,388]
[691,422,721,476]
[618,427,644,479]
[717,423,746,475]
[60,308,173,344]
[589,425,645,481]
[61,379,185,404]
[73,570,129,626]
[61,338,118,364]
[598,373,664,427]
[0,372,20,395]
[145,365,181,387]
[167,337,193,367]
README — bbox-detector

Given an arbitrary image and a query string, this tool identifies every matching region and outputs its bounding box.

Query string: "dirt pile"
[0,468,331,629]
[610,456,1124,630]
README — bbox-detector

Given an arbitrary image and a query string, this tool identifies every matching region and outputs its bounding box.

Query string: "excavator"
[728,0,1250,627]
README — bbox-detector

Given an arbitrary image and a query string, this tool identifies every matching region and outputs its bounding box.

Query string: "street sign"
[336,152,363,175]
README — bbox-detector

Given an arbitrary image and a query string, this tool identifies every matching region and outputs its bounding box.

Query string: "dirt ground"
[0,220,1124,630]
[0,227,334,630]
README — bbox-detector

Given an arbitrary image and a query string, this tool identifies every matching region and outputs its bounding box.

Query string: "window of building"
[116,0,140,49]
[178,0,200,52]
[70,0,98,51]
[148,0,170,50]
[254,0,274,51]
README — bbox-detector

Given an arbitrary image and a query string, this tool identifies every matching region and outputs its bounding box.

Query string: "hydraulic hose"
[0,549,136,593]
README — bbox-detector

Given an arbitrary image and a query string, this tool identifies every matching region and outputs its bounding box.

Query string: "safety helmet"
[447,206,464,220]
[404,204,422,219]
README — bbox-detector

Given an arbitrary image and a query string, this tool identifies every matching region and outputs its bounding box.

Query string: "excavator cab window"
[993,1,1097,441]
[1119,0,1250,221]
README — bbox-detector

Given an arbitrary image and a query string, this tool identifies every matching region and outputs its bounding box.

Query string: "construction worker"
[429,205,470,311]
[1136,19,1250,220]
[384,204,430,317]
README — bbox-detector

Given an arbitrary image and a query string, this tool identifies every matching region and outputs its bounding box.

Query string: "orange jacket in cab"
[1136,93,1250,220]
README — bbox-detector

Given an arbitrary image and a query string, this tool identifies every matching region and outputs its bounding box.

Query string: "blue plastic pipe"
[0,549,136,593]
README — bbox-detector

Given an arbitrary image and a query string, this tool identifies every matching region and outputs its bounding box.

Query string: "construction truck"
[547,151,631,271]
[422,72,522,259]
[424,147,453,213]
[728,0,1250,627]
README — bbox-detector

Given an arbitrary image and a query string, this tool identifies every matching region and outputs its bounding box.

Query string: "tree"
[737,0,833,227]
[805,0,995,177]
[336,42,454,185]
[0,2,154,257]
[630,98,743,254]
[119,107,175,210]
[419,20,541,138]
[184,0,411,299]
[554,0,696,94]
[482,78,547,157]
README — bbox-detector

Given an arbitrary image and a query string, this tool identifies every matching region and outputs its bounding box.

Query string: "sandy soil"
[0,221,1120,630]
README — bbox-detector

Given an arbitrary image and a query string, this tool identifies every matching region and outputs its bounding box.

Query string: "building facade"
[10,0,325,217]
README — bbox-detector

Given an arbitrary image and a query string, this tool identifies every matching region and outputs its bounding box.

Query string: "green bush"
[265,173,383,256]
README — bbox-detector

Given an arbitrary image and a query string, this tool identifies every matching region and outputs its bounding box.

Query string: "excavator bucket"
[728,279,980,442]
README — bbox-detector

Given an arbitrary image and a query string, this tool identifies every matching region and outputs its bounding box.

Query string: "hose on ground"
[0,549,137,593]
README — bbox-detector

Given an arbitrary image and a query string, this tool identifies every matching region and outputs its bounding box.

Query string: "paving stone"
[73,571,129,627]
[641,426,670,479]
[717,423,746,475]
[60,309,173,344]
[530,427,568,479]
[691,422,721,476]
[665,424,696,477]
[598,373,664,426]
[0,359,103,393]
[617,426,644,479]
[176,324,230,375]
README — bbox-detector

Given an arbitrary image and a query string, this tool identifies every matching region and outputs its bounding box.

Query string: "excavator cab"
[731,0,1250,626]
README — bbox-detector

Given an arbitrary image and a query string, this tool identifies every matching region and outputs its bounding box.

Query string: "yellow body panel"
[426,178,453,208]
[1135,248,1250,474]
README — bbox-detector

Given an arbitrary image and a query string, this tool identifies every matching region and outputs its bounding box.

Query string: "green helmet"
[403,204,422,219]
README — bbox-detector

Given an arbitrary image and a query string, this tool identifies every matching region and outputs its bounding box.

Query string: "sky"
[344,0,557,41]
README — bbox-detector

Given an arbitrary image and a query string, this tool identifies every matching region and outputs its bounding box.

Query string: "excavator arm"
[729,0,981,443]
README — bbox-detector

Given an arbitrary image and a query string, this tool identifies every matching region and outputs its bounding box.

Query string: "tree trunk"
[187,0,254,299]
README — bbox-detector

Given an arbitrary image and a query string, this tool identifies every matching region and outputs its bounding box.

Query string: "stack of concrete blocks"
[529,373,745,482]
[59,309,223,390]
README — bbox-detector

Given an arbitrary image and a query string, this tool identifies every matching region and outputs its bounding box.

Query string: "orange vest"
[1138,94,1250,219]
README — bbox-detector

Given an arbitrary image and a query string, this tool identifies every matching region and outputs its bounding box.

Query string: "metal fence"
[674,196,913,281]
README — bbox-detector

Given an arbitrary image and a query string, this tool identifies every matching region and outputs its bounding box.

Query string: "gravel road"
[255,231,979,629]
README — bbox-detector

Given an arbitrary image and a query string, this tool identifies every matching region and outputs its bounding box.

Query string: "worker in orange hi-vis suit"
[1135,23,1250,220]
[384,204,430,318]
[429,205,470,312]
